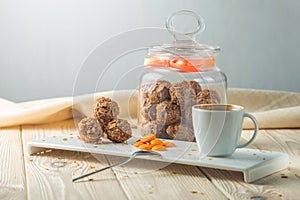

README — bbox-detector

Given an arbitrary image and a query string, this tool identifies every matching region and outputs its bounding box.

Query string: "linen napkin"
[0,89,299,129]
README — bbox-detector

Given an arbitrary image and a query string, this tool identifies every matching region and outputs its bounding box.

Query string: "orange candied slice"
[163,141,176,147]
[140,134,156,143]
[150,139,164,146]
[138,144,153,150]
[152,145,166,151]
[133,141,145,147]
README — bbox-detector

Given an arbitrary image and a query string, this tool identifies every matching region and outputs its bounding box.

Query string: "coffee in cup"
[192,104,258,157]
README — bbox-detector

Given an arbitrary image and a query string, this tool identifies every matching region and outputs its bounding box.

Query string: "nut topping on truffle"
[156,101,181,125]
[94,97,120,125]
[144,80,171,104]
[197,89,220,104]
[169,80,200,106]
[106,119,132,143]
[78,117,104,144]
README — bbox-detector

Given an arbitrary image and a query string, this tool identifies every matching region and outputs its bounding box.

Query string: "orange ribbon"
[144,57,215,72]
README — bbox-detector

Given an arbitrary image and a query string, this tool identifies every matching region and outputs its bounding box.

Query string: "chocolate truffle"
[169,80,200,106]
[145,80,171,104]
[139,98,157,121]
[94,97,120,126]
[140,122,170,139]
[197,89,220,104]
[78,117,104,144]
[188,80,202,95]
[106,119,132,143]
[166,123,195,142]
[156,101,181,125]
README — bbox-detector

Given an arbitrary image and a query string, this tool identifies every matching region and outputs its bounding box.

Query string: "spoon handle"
[72,154,137,182]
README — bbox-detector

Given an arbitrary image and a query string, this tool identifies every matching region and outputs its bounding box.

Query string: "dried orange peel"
[133,134,176,151]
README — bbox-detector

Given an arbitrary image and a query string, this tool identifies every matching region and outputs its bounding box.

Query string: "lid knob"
[166,10,205,41]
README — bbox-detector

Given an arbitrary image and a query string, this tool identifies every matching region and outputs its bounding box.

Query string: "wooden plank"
[200,129,300,200]
[106,155,227,200]
[21,118,300,199]
[0,127,26,200]
[22,120,127,200]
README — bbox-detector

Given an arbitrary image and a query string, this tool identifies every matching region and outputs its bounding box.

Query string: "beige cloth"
[0,89,299,129]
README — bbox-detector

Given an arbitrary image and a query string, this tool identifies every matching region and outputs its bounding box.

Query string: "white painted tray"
[28,133,288,183]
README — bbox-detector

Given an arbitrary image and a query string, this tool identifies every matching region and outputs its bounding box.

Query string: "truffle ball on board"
[78,117,104,144]
[94,97,120,125]
[106,119,132,143]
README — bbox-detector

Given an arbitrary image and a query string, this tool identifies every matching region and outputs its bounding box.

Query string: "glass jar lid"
[149,10,220,58]
[146,10,220,72]
[149,41,220,58]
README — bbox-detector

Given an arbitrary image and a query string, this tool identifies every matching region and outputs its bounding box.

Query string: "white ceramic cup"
[192,104,259,157]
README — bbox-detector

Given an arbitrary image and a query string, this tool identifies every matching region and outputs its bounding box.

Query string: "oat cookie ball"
[106,119,132,143]
[156,101,181,125]
[197,89,220,104]
[94,97,120,125]
[166,123,195,142]
[140,122,170,139]
[139,98,157,121]
[144,80,171,104]
[188,80,202,95]
[169,80,201,105]
[78,117,104,144]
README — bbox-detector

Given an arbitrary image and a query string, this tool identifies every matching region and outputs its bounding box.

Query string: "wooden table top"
[1,119,300,200]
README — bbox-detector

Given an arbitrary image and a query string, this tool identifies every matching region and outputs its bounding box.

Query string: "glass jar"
[138,10,227,142]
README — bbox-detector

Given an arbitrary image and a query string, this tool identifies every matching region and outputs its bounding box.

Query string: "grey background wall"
[0,0,299,102]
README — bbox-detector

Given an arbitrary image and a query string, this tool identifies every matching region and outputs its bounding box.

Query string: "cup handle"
[236,113,259,148]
